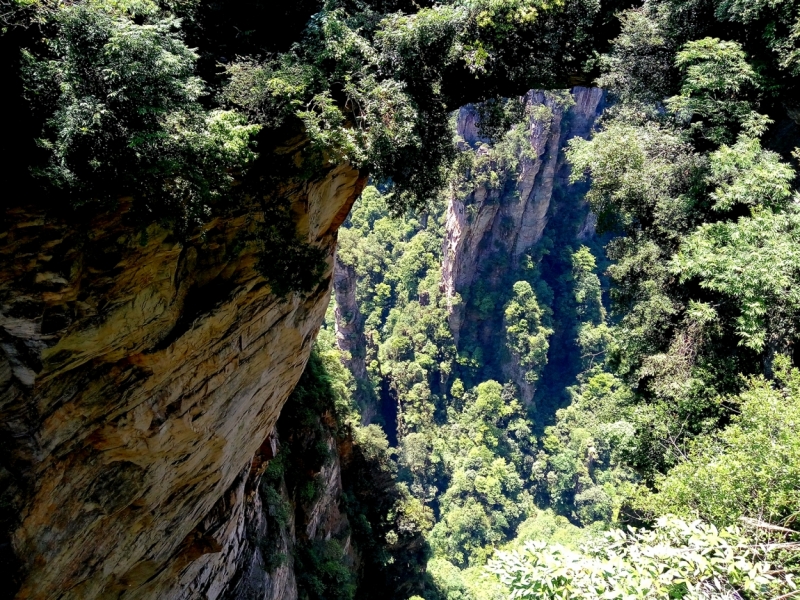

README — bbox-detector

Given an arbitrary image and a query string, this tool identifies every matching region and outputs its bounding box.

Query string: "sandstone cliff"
[441,87,605,404]
[0,151,364,599]
[213,416,354,600]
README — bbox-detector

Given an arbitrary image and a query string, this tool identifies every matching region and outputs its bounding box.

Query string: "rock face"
[187,423,354,600]
[441,87,605,403]
[333,256,368,383]
[160,434,299,600]
[0,155,365,599]
[332,256,375,424]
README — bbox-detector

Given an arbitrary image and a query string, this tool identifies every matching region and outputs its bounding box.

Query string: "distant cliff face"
[441,87,605,404]
[333,256,375,424]
[0,152,364,599]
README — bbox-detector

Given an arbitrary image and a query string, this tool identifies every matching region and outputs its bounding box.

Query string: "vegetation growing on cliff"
[263,342,436,600]
[5,0,625,295]
[329,173,617,582]
[5,0,800,597]
[320,0,800,596]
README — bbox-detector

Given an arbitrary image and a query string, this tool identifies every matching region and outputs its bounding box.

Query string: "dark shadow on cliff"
[378,379,399,447]
[530,170,611,433]
[258,352,434,600]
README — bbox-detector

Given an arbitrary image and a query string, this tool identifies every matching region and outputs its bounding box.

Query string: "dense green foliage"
[335,183,530,574]
[504,282,553,388]
[6,0,800,596]
[638,359,800,528]
[18,0,259,222]
[562,0,800,486]
[6,0,626,296]
[490,517,795,599]
[321,0,800,595]
[488,0,800,597]
[427,380,533,567]
[264,337,436,600]
[329,151,619,596]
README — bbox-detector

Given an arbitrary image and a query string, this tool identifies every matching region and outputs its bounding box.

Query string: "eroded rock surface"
[441,87,605,404]
[0,160,364,599]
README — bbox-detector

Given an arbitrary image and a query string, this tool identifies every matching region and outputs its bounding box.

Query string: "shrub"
[21,0,258,224]
[489,516,794,599]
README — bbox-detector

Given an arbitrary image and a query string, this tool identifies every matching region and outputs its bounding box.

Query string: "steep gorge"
[332,87,606,419]
[4,0,798,594]
[1,84,603,599]
[321,87,610,587]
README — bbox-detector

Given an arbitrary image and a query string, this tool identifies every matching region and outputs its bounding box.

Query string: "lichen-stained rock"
[0,161,365,600]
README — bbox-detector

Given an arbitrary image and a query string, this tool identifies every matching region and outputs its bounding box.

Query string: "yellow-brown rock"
[0,161,365,599]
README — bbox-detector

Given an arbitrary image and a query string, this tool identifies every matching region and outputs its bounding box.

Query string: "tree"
[504,281,553,387]
[639,358,800,528]
[21,0,258,223]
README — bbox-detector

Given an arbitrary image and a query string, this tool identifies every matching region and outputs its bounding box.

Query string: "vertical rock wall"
[332,256,375,424]
[440,87,605,403]
[0,157,365,599]
[333,256,368,384]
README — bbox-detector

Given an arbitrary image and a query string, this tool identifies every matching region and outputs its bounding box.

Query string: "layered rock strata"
[0,156,364,599]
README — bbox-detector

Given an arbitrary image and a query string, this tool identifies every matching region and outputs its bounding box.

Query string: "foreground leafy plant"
[488,516,796,599]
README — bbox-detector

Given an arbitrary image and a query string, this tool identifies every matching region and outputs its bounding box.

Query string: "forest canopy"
[306,0,800,597]
[5,0,800,598]
[6,0,621,213]
[2,0,629,294]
